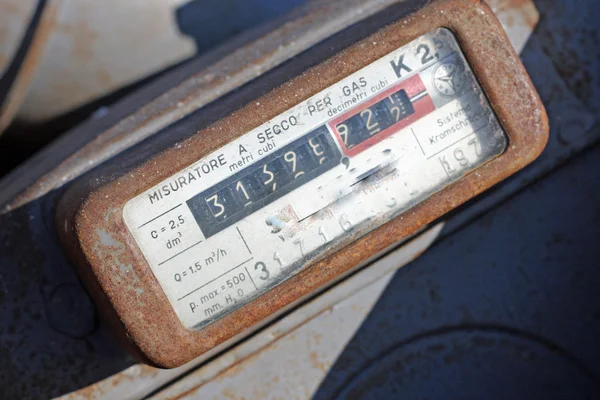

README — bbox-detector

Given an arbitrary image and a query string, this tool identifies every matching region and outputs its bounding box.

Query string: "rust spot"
[313,332,323,345]
[489,0,539,28]
[309,351,328,372]
[97,68,113,89]
[1,0,23,15]
[70,18,99,64]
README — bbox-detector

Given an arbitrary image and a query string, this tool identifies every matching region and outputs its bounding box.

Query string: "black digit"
[417,44,434,65]
[254,261,270,280]
[169,220,176,229]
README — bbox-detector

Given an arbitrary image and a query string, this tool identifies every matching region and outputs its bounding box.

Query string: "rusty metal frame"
[56,0,548,368]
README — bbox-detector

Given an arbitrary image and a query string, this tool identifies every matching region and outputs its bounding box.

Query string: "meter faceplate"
[123,28,506,330]
[58,0,548,367]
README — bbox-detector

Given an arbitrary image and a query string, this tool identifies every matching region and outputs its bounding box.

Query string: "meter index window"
[123,28,508,330]
[187,126,341,239]
[334,87,415,149]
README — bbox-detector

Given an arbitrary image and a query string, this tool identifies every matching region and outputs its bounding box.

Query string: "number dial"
[433,61,466,96]
[187,127,341,239]
[335,88,414,151]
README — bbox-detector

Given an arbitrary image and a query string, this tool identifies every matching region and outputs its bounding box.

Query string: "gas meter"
[57,0,548,368]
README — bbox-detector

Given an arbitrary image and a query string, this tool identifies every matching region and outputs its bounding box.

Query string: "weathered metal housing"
[56,0,548,368]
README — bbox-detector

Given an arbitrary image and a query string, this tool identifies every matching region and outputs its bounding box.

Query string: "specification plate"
[123,28,508,329]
